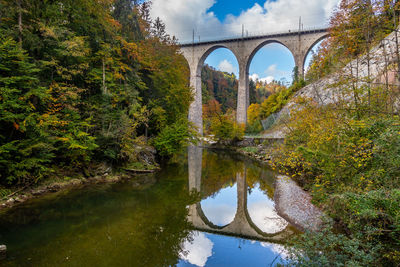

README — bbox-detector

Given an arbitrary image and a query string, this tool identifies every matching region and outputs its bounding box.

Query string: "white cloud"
[180,231,214,267]
[249,73,274,83]
[266,64,277,75]
[218,59,236,74]
[201,203,236,226]
[264,64,290,79]
[150,0,340,43]
[201,185,237,226]
[249,73,259,81]
[248,201,288,233]
[260,242,290,259]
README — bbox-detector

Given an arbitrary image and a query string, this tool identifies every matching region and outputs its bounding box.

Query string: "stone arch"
[246,40,296,75]
[302,33,330,73]
[182,44,241,134]
[195,45,240,77]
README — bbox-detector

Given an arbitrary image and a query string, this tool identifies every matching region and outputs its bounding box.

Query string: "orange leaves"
[106,17,122,31]
[13,121,19,130]
[119,38,138,61]
[203,99,222,119]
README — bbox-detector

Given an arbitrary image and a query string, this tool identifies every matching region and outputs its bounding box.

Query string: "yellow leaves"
[38,23,58,39]
[68,143,88,150]
[57,137,70,142]
[106,17,122,31]
[29,102,36,110]
[62,36,91,58]
[247,103,261,125]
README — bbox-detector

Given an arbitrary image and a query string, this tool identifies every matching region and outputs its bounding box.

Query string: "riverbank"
[0,163,159,212]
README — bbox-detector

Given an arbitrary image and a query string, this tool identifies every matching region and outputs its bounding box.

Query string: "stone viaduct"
[180,29,329,134]
[187,146,296,242]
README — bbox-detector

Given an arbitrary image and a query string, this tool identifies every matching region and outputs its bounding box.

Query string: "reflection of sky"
[180,232,213,267]
[178,231,287,267]
[200,185,237,226]
[247,183,288,233]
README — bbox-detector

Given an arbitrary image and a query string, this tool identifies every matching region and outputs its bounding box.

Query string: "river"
[0,147,299,266]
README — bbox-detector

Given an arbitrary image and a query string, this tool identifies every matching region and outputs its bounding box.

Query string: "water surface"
[0,148,297,266]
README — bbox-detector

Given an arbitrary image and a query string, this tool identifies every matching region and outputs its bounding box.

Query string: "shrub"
[153,119,198,157]
[210,115,244,142]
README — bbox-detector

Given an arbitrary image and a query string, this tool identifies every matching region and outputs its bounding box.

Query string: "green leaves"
[153,119,198,157]
[0,33,54,184]
[0,0,194,184]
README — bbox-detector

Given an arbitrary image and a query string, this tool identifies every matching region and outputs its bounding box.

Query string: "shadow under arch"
[246,40,296,74]
[302,33,330,72]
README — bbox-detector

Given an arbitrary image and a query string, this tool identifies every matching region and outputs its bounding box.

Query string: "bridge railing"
[179,26,329,46]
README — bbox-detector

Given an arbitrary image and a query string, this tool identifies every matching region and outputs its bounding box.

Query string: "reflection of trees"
[246,165,275,199]
[0,169,194,267]
[200,150,244,198]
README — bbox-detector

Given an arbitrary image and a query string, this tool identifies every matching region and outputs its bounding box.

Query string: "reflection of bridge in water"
[187,146,297,242]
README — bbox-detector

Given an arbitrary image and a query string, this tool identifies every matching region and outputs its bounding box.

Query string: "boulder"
[0,245,6,259]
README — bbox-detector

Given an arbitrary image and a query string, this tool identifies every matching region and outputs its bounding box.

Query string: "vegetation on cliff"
[271,0,400,265]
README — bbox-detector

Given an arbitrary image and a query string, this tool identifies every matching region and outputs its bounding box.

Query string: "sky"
[150,0,340,84]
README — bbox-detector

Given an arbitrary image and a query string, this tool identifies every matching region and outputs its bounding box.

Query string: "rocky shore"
[274,175,324,231]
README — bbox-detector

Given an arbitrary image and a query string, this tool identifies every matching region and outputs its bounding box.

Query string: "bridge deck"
[180,28,328,47]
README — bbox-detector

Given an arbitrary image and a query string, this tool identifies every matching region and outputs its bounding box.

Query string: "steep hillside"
[264,26,400,139]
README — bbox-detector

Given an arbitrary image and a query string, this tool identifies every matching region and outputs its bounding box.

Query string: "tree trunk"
[102,57,107,95]
[17,0,22,44]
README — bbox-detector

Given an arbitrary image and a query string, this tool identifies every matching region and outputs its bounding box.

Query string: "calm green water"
[0,148,297,267]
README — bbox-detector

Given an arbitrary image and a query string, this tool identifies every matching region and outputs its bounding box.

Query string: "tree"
[0,34,53,184]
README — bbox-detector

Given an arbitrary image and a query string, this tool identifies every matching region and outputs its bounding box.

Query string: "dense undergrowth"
[0,0,195,187]
[268,1,400,265]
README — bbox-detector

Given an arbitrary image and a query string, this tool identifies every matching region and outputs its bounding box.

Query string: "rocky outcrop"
[280,27,400,118]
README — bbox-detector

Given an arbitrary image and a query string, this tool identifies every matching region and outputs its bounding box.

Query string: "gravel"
[274,175,324,231]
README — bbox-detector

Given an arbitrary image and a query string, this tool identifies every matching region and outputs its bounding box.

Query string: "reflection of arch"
[187,147,298,241]
[196,203,231,230]
[246,40,296,74]
[302,34,330,72]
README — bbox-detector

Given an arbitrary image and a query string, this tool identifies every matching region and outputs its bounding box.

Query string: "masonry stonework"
[180,30,329,134]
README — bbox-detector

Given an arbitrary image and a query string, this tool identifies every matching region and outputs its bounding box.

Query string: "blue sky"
[208,0,268,21]
[150,0,338,84]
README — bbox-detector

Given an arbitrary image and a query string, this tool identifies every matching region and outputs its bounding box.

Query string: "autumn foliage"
[0,0,194,185]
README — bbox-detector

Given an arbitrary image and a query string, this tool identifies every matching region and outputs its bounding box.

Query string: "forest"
[0,0,194,187]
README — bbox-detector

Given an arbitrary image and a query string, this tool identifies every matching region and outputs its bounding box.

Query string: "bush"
[286,225,379,267]
[246,103,263,134]
[210,115,244,142]
[153,119,198,157]
[271,99,400,266]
